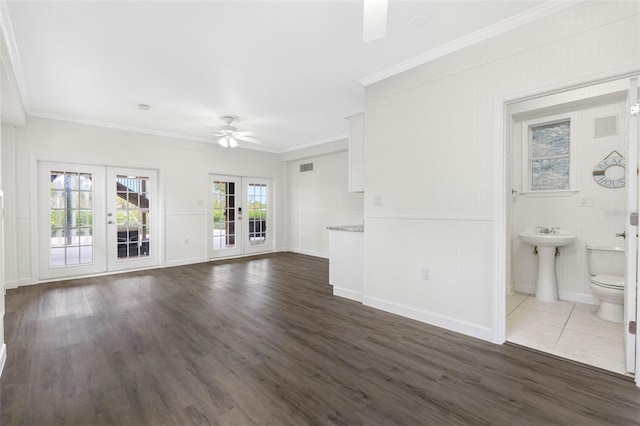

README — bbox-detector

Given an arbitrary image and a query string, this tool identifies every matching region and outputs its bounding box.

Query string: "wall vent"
[299,163,314,172]
[594,115,618,138]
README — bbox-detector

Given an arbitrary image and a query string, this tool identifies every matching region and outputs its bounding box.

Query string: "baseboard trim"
[163,257,209,268]
[362,296,494,342]
[286,248,329,259]
[7,278,34,289]
[506,282,514,296]
[514,284,599,305]
[0,343,6,378]
[514,284,536,295]
[559,290,599,305]
[333,286,363,302]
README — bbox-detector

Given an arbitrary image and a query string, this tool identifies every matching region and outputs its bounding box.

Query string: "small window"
[522,114,576,194]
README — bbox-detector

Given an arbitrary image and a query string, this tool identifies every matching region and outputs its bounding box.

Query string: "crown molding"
[359,0,583,87]
[28,111,348,155]
[277,133,348,154]
[0,0,29,111]
[28,111,284,152]
[0,0,29,126]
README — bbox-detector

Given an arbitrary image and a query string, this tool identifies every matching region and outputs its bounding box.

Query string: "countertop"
[326,224,364,232]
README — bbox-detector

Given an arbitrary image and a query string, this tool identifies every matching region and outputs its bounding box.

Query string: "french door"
[209,175,273,258]
[38,162,158,280]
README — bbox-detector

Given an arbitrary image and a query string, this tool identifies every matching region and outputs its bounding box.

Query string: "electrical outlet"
[422,267,431,281]
[184,237,190,245]
[579,195,593,206]
[373,195,383,206]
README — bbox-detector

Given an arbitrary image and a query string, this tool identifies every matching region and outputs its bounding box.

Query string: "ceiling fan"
[209,116,262,148]
[363,0,388,42]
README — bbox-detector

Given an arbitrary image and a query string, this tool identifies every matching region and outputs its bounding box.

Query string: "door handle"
[108,220,114,225]
[616,231,626,239]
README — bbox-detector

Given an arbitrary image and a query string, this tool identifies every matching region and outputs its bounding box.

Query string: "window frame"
[520,112,578,197]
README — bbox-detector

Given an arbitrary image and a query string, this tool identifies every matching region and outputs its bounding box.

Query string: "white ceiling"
[5,0,547,152]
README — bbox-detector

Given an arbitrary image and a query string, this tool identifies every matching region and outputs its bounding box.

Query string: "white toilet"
[586,244,625,323]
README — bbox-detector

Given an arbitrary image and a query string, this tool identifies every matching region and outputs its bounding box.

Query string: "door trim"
[495,72,640,386]
[31,156,164,284]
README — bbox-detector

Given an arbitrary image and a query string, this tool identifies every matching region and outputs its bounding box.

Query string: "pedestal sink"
[518,230,576,302]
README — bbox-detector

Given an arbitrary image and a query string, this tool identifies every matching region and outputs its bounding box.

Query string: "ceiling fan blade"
[235,135,263,144]
[363,0,388,42]
[234,130,256,137]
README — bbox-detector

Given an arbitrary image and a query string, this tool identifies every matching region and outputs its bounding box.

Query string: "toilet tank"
[586,245,625,276]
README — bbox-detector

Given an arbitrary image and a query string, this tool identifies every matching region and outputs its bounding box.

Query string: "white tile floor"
[506,292,632,376]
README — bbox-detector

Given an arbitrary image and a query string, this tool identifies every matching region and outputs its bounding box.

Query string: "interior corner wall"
[363,1,640,341]
[283,146,364,258]
[2,116,280,285]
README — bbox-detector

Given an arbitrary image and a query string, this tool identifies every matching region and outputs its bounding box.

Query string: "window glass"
[530,120,571,191]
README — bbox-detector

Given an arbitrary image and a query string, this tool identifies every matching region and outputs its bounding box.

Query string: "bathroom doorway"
[503,76,639,378]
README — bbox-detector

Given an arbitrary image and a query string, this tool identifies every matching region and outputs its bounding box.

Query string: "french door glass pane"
[248,183,267,246]
[49,171,94,267]
[213,181,236,250]
[115,175,151,259]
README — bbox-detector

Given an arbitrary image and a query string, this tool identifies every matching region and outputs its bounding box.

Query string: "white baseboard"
[286,247,329,259]
[506,282,514,295]
[559,290,599,305]
[514,283,599,305]
[0,343,6,378]
[7,278,34,289]
[333,286,363,302]
[363,296,494,342]
[514,284,536,295]
[163,257,209,268]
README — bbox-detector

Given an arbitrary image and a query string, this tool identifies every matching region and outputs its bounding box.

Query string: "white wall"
[511,95,627,304]
[281,140,364,258]
[363,2,640,341]
[1,116,280,286]
[0,76,4,374]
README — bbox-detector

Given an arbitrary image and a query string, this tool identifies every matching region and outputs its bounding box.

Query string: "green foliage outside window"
[248,209,267,220]
[50,210,93,228]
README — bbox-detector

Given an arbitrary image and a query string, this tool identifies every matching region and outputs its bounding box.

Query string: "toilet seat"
[591,274,624,289]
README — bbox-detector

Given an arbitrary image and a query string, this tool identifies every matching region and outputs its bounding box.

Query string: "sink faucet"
[537,227,556,234]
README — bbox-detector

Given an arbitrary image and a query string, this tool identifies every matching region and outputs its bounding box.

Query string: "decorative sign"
[593,151,625,188]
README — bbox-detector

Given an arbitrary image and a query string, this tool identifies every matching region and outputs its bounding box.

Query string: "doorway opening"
[503,77,638,378]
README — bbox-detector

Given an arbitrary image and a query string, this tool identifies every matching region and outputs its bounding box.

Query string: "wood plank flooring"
[1,252,639,425]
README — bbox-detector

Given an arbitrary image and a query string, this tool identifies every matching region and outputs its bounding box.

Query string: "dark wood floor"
[1,252,639,425]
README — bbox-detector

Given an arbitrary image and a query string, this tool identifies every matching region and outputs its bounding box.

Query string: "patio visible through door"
[210,175,272,258]
[38,162,158,280]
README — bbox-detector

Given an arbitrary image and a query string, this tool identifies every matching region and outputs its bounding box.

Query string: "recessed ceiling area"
[5,1,547,152]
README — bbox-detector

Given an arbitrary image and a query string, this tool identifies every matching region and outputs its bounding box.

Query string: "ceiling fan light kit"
[211,116,262,148]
